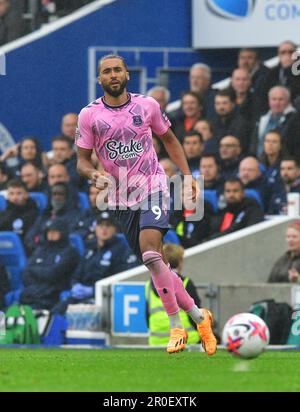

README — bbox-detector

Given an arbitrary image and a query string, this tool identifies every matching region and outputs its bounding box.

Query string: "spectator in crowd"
[182,130,204,177]
[172,200,212,249]
[211,89,252,153]
[20,217,80,310]
[61,113,78,142]
[268,221,300,283]
[259,130,285,181]
[200,154,224,194]
[230,68,259,123]
[25,181,80,252]
[147,86,170,112]
[210,177,264,238]
[189,63,216,119]
[239,156,286,214]
[72,185,102,243]
[51,135,87,191]
[46,162,79,208]
[0,179,38,240]
[194,119,218,155]
[0,0,24,46]
[250,86,297,158]
[159,158,177,179]
[145,243,201,346]
[219,135,242,180]
[2,137,45,176]
[237,48,270,94]
[280,156,300,194]
[20,161,46,192]
[262,41,300,112]
[0,264,9,310]
[170,91,204,143]
[0,161,10,190]
[53,212,138,313]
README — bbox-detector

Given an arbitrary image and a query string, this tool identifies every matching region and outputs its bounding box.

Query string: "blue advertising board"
[112,283,148,335]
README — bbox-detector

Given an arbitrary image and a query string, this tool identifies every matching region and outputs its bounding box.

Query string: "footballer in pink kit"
[76,54,217,355]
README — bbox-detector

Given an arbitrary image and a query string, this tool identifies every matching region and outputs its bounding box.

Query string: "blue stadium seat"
[69,233,85,256]
[163,229,181,245]
[29,192,48,213]
[78,192,90,211]
[245,189,263,209]
[0,232,27,291]
[0,195,7,211]
[204,190,218,213]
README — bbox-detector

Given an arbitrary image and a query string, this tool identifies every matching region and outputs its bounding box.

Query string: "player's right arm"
[77,147,110,189]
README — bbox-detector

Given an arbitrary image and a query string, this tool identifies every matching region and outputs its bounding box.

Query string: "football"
[222,313,270,359]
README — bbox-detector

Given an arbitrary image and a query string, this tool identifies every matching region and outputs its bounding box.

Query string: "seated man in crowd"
[170,91,204,143]
[46,163,78,208]
[25,181,81,252]
[20,218,80,310]
[250,86,298,158]
[237,48,270,95]
[239,156,286,214]
[200,154,224,194]
[219,135,243,180]
[280,156,300,195]
[20,161,47,192]
[182,130,204,177]
[53,212,138,313]
[268,221,300,283]
[0,264,10,310]
[51,135,87,191]
[211,89,252,154]
[0,179,38,240]
[145,243,201,346]
[210,177,264,238]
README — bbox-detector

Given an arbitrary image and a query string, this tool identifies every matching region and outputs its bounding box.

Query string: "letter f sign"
[0,53,6,76]
[124,295,139,326]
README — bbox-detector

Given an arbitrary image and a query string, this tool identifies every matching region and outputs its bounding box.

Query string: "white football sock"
[187,306,204,324]
[169,312,183,329]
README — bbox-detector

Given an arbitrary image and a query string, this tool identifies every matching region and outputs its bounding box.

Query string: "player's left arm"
[158,128,191,175]
[158,128,199,201]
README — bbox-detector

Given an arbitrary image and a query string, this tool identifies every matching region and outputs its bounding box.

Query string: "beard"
[102,78,128,98]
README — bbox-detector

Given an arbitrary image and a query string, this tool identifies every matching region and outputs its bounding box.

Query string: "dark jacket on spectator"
[24,201,81,253]
[0,197,38,239]
[20,219,80,310]
[210,197,264,238]
[211,110,253,154]
[220,158,241,181]
[63,154,88,192]
[268,252,300,283]
[171,201,213,248]
[71,235,138,286]
[0,264,10,310]
[0,3,24,46]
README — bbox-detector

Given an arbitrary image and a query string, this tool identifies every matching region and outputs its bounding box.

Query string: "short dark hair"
[216,88,236,102]
[7,179,28,191]
[238,48,260,59]
[181,91,203,107]
[225,177,244,190]
[98,54,128,73]
[183,130,203,144]
[281,156,300,167]
[21,160,42,171]
[200,153,220,167]
[52,135,73,149]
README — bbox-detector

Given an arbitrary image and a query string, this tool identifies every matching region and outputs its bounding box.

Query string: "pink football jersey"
[76,93,171,207]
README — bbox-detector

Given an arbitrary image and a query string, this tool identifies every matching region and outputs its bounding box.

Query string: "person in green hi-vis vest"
[145,244,201,346]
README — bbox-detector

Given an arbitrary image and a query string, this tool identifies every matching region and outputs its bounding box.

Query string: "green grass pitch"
[0,348,299,392]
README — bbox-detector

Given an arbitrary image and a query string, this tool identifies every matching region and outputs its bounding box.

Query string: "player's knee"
[142,250,162,269]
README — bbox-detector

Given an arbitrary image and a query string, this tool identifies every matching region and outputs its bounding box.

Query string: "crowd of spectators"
[0,0,95,46]
[1,40,300,313]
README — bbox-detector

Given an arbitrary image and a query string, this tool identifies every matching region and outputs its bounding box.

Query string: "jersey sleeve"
[149,97,171,136]
[75,108,95,149]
